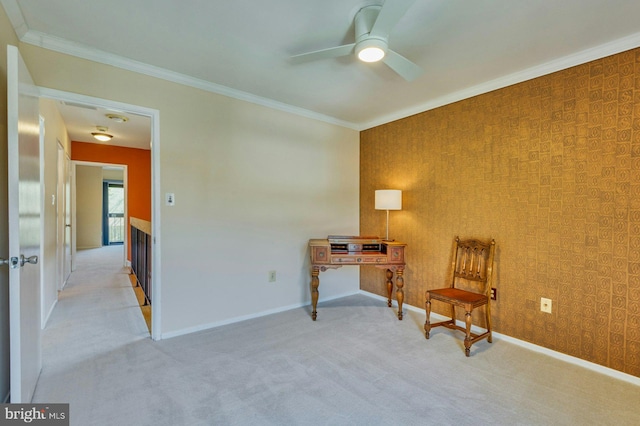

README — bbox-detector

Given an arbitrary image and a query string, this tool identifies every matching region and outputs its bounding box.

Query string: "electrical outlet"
[490,288,497,300]
[540,297,552,313]
[268,270,276,282]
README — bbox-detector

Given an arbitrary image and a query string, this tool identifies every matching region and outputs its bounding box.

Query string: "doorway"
[40,87,161,340]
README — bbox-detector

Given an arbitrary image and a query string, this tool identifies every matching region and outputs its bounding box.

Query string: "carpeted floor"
[33,246,640,425]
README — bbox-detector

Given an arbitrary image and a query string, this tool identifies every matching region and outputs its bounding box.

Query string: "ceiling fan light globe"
[356,38,387,63]
[358,46,385,62]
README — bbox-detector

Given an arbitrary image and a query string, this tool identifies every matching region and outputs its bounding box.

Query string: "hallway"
[32,246,150,419]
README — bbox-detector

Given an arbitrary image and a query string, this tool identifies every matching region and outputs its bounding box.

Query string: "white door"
[7,45,42,403]
[55,144,71,288]
[63,153,72,281]
[56,142,64,290]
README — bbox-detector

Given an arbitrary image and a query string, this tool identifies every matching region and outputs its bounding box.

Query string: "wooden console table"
[309,236,406,321]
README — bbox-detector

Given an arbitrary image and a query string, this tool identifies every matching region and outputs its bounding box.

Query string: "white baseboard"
[42,299,58,329]
[160,289,639,387]
[161,290,360,340]
[360,290,640,387]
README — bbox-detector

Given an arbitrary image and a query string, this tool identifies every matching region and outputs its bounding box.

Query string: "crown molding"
[4,0,640,132]
[15,27,359,131]
[0,0,28,39]
[361,31,640,130]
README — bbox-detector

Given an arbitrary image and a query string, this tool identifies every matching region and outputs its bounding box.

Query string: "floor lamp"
[375,189,402,241]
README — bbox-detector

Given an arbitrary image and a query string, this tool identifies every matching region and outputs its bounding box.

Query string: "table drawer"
[311,246,330,264]
[388,246,404,263]
[332,256,389,264]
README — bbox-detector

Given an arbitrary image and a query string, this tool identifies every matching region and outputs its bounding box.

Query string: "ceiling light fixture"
[105,113,129,123]
[92,126,113,142]
[356,38,387,63]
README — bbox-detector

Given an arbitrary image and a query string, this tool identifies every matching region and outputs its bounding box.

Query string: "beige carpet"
[33,246,640,425]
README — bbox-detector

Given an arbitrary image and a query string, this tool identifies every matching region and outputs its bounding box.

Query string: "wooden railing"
[130,217,152,306]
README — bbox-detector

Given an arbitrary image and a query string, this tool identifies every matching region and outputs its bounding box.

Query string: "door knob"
[1,257,20,268]
[19,255,39,267]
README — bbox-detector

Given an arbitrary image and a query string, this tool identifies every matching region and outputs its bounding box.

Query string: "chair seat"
[428,288,488,308]
[424,237,496,356]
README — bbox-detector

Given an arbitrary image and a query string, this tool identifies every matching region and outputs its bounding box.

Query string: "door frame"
[55,141,72,290]
[72,162,128,260]
[39,116,46,329]
[39,87,162,341]
[55,140,65,292]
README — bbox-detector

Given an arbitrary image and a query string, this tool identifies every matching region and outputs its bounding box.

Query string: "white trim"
[3,0,639,132]
[70,161,76,272]
[30,26,640,131]
[42,299,57,329]
[150,108,161,341]
[161,291,359,340]
[4,0,640,131]
[39,115,46,329]
[360,290,640,387]
[39,88,162,341]
[72,161,128,261]
[0,0,28,39]
[55,141,64,292]
[163,287,640,387]
[362,31,640,130]
[38,87,158,120]
[7,44,22,403]
[17,28,357,131]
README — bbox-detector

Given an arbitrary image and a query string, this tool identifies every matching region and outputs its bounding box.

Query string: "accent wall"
[360,47,640,377]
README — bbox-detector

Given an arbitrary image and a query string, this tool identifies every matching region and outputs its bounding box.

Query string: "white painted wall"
[38,98,71,327]
[102,168,123,181]
[75,165,103,249]
[18,42,360,337]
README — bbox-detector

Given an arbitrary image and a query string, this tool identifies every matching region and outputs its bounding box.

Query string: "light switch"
[165,193,175,206]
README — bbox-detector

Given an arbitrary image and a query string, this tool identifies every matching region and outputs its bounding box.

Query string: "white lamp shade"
[375,190,402,210]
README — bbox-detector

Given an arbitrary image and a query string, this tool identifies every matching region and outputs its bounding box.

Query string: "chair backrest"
[449,237,496,295]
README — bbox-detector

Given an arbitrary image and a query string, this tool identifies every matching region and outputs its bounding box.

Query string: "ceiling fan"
[291,1,423,81]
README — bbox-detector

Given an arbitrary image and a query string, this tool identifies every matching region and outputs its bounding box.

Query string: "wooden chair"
[424,237,496,357]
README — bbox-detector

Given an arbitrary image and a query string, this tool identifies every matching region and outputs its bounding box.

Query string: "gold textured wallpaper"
[360,48,640,377]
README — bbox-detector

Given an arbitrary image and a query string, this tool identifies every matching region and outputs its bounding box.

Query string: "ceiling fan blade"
[383,49,424,81]
[370,0,417,39]
[291,43,356,63]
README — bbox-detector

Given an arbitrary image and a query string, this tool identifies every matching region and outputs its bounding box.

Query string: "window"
[103,181,124,245]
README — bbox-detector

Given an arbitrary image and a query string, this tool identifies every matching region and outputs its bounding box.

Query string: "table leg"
[385,269,394,307]
[396,267,404,320]
[311,267,319,321]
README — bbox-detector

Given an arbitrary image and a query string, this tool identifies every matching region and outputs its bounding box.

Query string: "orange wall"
[71,141,151,260]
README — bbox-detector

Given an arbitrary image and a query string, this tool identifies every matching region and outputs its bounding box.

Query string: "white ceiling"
[55,100,151,150]
[4,0,640,137]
